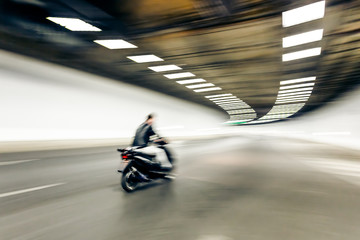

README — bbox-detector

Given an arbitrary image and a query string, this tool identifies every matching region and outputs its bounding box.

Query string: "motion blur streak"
[1,137,360,239]
[1,0,360,239]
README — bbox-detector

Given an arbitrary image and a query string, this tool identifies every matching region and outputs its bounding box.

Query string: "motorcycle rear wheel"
[121,169,139,192]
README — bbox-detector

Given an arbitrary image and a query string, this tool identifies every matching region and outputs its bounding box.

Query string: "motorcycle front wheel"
[121,168,139,192]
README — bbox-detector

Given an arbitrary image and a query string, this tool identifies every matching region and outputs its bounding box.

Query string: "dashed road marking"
[0,183,66,198]
[0,159,41,166]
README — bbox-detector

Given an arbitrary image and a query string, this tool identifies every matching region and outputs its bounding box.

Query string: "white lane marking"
[0,183,65,198]
[303,158,360,186]
[0,159,41,166]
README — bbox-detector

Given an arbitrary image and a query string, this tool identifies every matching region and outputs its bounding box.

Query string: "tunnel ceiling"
[0,0,359,124]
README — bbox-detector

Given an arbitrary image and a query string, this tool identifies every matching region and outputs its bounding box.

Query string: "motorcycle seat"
[133,151,156,158]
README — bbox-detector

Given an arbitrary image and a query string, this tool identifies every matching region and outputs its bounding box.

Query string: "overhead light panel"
[280,82,315,90]
[279,87,313,94]
[94,39,137,49]
[213,100,242,104]
[177,79,206,84]
[127,55,164,63]
[281,77,316,85]
[277,94,310,100]
[186,83,215,89]
[213,99,241,103]
[205,94,232,98]
[227,109,254,114]
[164,72,195,79]
[276,98,309,104]
[47,17,101,31]
[210,96,237,101]
[283,48,321,61]
[194,87,222,92]
[217,101,242,105]
[282,1,326,27]
[278,91,312,97]
[148,65,182,72]
[283,29,323,48]
[277,97,309,102]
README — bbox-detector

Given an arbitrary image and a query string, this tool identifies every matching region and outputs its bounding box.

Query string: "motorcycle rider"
[131,114,173,170]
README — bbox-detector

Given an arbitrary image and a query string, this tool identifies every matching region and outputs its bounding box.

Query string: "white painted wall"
[0,50,226,141]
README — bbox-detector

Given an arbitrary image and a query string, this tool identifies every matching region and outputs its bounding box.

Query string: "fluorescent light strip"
[148,65,182,72]
[220,103,243,107]
[215,101,242,104]
[280,77,316,85]
[210,96,238,101]
[47,17,101,31]
[219,104,243,108]
[278,91,312,97]
[127,55,164,63]
[164,72,195,79]
[186,83,214,89]
[177,79,206,84]
[227,109,255,114]
[277,97,309,101]
[94,39,137,49]
[276,98,308,104]
[283,29,323,48]
[277,94,310,100]
[279,87,313,94]
[280,82,315,90]
[282,1,326,27]
[205,94,232,98]
[212,98,240,102]
[218,102,242,105]
[276,98,309,103]
[282,47,321,61]
[194,87,222,92]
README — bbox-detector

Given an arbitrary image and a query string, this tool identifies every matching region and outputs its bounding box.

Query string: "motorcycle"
[117,140,175,192]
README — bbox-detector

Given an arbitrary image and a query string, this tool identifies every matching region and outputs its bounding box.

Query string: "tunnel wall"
[236,85,360,150]
[0,50,226,143]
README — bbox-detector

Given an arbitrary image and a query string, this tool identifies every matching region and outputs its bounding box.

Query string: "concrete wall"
[0,50,226,144]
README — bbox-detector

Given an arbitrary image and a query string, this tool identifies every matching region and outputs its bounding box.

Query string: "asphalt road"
[1,136,360,240]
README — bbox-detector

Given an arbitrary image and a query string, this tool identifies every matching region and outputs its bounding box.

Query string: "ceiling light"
[148,65,182,72]
[283,48,321,61]
[177,79,206,84]
[164,72,195,79]
[282,1,325,27]
[212,97,239,102]
[194,87,222,92]
[276,97,309,102]
[205,94,232,98]
[283,29,323,48]
[280,82,315,90]
[47,17,101,31]
[94,39,137,49]
[277,94,310,100]
[186,83,215,89]
[279,87,313,94]
[127,55,164,63]
[212,99,240,103]
[214,100,242,104]
[276,98,309,104]
[278,91,312,97]
[209,96,237,101]
[227,109,255,114]
[218,103,242,107]
[280,77,316,85]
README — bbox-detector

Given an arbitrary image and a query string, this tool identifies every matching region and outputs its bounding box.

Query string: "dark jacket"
[132,122,156,147]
